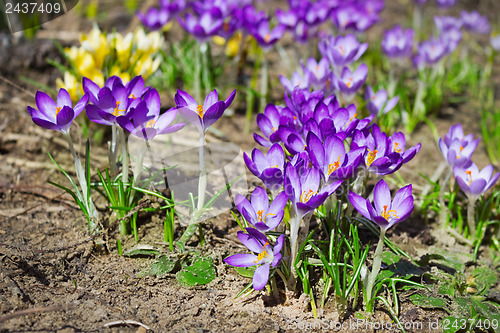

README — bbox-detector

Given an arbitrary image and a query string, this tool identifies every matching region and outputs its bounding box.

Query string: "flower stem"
[64,133,97,230]
[118,127,129,185]
[179,133,207,245]
[244,47,262,134]
[439,168,453,228]
[200,42,211,93]
[288,207,303,289]
[194,43,202,103]
[467,197,477,241]
[259,52,268,114]
[365,227,386,312]
[109,124,118,175]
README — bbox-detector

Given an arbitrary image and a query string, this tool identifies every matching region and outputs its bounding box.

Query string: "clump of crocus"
[27,88,98,230]
[349,179,414,312]
[57,26,164,101]
[437,123,480,226]
[284,162,343,282]
[453,162,499,240]
[225,229,284,291]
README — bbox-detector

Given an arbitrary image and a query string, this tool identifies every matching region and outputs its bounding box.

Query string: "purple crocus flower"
[27,89,88,134]
[175,89,236,133]
[305,1,331,27]
[351,125,402,175]
[461,11,490,34]
[435,0,456,8]
[253,104,284,147]
[279,70,310,94]
[178,8,223,43]
[117,89,184,141]
[318,34,368,69]
[244,144,285,191]
[224,229,284,290]
[137,6,171,30]
[331,4,378,33]
[160,0,186,13]
[442,123,473,145]
[126,76,150,102]
[250,19,286,51]
[301,57,331,91]
[415,38,447,67]
[307,132,366,182]
[441,28,462,54]
[491,33,500,51]
[453,163,499,199]
[434,16,462,32]
[365,86,399,116]
[438,125,479,168]
[83,77,138,126]
[387,132,421,164]
[284,163,343,216]
[381,25,414,59]
[334,64,368,100]
[235,187,288,232]
[349,179,414,230]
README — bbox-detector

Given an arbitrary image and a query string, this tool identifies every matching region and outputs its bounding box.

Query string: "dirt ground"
[0,1,499,332]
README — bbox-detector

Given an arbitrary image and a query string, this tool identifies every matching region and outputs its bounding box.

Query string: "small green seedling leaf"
[471,266,498,292]
[149,255,177,277]
[409,293,451,313]
[123,245,160,257]
[234,266,256,278]
[176,257,216,287]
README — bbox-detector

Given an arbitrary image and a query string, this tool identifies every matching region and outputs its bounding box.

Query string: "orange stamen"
[300,189,317,203]
[381,205,399,220]
[55,106,62,117]
[253,241,269,263]
[466,170,472,185]
[112,101,125,117]
[197,104,204,119]
[394,142,402,153]
[328,155,342,175]
[366,148,378,166]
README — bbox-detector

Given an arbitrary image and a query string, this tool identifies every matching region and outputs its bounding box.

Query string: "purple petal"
[31,117,59,131]
[348,191,371,219]
[175,89,197,106]
[253,264,270,290]
[224,253,258,267]
[56,89,72,109]
[373,179,392,214]
[56,106,75,130]
[35,91,56,119]
[273,234,285,254]
[74,93,89,117]
[202,101,225,130]
[235,195,258,225]
[237,231,263,253]
[251,187,269,213]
